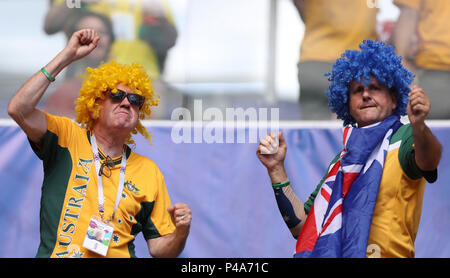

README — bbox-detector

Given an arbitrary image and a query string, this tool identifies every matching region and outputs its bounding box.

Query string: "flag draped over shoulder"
[294,115,403,258]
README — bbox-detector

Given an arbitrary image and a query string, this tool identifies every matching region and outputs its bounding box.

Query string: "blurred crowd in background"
[1,0,449,121]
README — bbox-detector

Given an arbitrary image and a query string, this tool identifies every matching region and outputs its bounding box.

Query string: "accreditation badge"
[82,216,115,257]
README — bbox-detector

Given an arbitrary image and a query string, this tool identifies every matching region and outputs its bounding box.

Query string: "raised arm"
[292,0,305,22]
[43,0,100,34]
[257,132,307,238]
[407,86,442,171]
[392,4,419,72]
[43,1,73,35]
[8,29,100,143]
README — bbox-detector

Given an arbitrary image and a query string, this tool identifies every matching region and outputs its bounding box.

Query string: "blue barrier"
[1,122,449,257]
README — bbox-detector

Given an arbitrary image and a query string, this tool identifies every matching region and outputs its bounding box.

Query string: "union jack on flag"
[294,115,402,258]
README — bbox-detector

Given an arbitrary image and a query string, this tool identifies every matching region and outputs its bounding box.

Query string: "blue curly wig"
[326,40,414,126]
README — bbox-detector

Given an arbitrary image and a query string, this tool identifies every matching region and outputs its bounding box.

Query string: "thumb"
[167,205,175,215]
[406,97,414,119]
[278,131,286,146]
[86,36,100,51]
[167,206,177,223]
[92,35,100,46]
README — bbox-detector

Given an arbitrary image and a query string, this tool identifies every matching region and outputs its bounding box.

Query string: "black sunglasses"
[108,89,145,108]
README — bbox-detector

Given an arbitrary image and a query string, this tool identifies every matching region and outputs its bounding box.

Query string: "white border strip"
[141,120,345,129]
[2,118,450,129]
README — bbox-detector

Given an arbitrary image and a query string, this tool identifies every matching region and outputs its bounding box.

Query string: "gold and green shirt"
[30,113,175,258]
[304,124,437,258]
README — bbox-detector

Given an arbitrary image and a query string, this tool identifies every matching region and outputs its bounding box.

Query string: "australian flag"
[294,115,402,258]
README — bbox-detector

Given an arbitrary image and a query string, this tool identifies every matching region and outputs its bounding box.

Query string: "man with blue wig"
[257,40,442,257]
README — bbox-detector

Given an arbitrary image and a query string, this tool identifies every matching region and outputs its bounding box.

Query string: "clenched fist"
[257,132,288,184]
[167,203,191,236]
[62,29,100,63]
[407,85,430,125]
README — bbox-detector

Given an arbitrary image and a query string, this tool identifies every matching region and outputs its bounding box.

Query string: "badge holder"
[83,216,114,257]
[85,133,127,257]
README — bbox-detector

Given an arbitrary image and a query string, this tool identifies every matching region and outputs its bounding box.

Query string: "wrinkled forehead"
[348,76,389,90]
[111,83,137,94]
[350,75,377,85]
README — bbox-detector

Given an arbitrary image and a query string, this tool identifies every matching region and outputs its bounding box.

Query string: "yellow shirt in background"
[54,0,165,78]
[394,0,450,71]
[299,0,378,63]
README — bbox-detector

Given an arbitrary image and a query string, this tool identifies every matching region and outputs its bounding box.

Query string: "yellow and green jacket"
[30,113,175,258]
[304,124,437,257]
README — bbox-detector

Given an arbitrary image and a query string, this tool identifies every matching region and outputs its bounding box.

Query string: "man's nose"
[120,95,131,107]
[362,87,371,100]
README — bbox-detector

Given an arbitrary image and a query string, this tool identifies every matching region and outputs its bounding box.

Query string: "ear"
[89,101,103,121]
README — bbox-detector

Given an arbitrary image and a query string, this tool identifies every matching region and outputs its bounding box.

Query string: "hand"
[62,29,100,63]
[407,85,430,125]
[256,132,288,183]
[168,203,191,236]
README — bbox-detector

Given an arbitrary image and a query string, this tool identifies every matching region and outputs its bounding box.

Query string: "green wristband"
[41,67,55,82]
[272,180,290,189]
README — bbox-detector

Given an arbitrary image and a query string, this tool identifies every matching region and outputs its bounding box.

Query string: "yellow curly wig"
[75,61,160,145]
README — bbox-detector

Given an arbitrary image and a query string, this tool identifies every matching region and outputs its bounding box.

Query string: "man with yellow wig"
[8,29,191,258]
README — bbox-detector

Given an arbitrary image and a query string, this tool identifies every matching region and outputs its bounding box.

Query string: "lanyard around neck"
[90,132,127,222]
